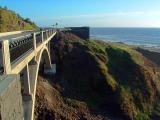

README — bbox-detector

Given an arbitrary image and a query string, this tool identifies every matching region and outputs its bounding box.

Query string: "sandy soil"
[135,47,160,67]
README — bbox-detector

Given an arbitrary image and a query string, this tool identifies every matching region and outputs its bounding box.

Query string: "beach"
[135,46,160,67]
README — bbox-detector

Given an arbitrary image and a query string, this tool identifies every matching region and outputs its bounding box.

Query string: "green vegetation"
[0,6,38,32]
[54,33,160,120]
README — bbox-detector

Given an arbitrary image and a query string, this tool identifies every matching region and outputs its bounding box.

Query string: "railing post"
[47,30,49,39]
[48,30,50,37]
[1,40,11,74]
[41,31,44,42]
[32,33,36,50]
[48,29,50,37]
[50,29,51,36]
[46,30,48,39]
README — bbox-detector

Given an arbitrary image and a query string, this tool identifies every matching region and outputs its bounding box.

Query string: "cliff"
[0,7,38,32]
[35,31,160,120]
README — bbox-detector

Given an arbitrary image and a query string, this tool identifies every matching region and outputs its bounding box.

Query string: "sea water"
[90,28,160,48]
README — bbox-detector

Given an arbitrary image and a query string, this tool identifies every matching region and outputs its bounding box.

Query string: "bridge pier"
[23,61,38,120]
[0,75,23,120]
[44,64,56,75]
[23,64,31,96]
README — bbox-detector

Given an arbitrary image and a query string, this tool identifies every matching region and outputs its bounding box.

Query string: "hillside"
[0,7,38,32]
[35,31,160,120]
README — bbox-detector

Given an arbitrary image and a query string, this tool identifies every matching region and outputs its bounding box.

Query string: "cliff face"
[0,7,38,32]
[35,31,160,120]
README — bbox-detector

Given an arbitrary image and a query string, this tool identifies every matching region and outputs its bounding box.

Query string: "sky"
[1,0,160,27]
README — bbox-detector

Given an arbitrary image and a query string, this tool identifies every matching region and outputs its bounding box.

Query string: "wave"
[90,28,160,49]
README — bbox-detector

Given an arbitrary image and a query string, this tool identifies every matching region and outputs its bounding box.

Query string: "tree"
[4,6,8,10]
[17,14,22,19]
[25,18,30,22]
[24,18,32,24]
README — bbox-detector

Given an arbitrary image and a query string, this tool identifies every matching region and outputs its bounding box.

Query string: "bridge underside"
[21,45,54,120]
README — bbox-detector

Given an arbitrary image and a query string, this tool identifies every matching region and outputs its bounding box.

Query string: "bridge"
[0,29,57,120]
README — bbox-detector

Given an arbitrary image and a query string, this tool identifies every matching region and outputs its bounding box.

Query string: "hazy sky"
[1,0,160,27]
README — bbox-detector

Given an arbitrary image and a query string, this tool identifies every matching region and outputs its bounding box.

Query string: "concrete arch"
[31,45,52,93]
[28,45,52,120]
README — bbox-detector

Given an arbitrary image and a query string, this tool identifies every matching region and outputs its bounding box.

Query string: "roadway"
[0,31,35,42]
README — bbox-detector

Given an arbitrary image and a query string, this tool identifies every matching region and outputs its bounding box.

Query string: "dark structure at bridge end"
[67,27,90,40]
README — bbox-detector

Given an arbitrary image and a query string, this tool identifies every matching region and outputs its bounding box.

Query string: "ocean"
[90,28,160,48]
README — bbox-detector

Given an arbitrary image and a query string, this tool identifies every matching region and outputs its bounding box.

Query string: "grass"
[0,7,38,32]
[56,38,159,119]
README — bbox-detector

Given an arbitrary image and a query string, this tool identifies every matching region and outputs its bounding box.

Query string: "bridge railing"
[9,34,34,62]
[43,31,47,40]
[35,32,42,45]
[0,29,56,74]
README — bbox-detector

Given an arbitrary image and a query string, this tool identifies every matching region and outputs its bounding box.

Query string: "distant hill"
[0,7,38,32]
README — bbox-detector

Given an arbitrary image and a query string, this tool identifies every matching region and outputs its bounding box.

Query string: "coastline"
[92,38,160,51]
[137,46,160,53]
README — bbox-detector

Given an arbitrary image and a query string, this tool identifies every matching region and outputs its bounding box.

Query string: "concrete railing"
[0,30,33,37]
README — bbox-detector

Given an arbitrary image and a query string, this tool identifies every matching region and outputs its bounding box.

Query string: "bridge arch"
[28,45,52,120]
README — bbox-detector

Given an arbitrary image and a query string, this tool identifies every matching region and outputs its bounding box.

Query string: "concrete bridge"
[0,29,56,120]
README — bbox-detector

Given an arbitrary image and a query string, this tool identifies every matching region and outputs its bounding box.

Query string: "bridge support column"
[0,75,23,120]
[23,64,31,97]
[23,61,38,120]
[28,61,38,120]
[44,64,56,75]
